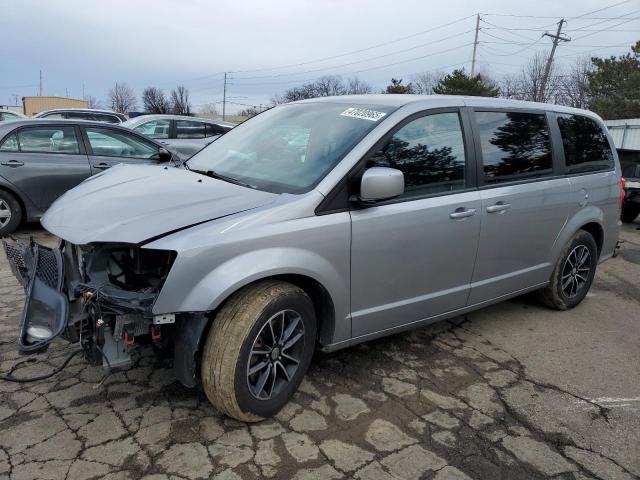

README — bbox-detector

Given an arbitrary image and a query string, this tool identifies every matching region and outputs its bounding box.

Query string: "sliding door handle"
[487,202,511,213]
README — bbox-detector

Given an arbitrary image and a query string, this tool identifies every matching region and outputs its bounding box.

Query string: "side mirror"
[359,167,404,202]
[158,147,172,162]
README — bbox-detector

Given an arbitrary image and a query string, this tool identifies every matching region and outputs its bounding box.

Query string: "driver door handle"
[94,162,111,170]
[449,208,477,219]
[1,159,24,167]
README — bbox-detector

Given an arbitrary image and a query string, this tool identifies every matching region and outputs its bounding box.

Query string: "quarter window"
[18,127,80,153]
[557,114,614,173]
[476,111,552,183]
[0,133,18,151]
[86,128,159,159]
[176,120,206,139]
[205,124,224,137]
[370,112,466,198]
[133,119,171,139]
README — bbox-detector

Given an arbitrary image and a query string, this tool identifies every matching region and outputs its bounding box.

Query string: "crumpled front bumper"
[2,239,69,353]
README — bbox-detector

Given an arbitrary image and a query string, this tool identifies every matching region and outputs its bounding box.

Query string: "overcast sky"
[1,0,637,113]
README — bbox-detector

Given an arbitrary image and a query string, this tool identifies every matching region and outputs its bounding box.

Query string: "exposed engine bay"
[2,238,181,374]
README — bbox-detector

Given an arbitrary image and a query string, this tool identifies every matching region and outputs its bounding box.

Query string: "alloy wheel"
[0,200,11,229]
[561,245,591,298]
[246,309,305,400]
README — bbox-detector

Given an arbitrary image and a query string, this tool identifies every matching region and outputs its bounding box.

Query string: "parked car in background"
[0,119,175,235]
[0,111,27,122]
[620,149,640,222]
[2,95,621,422]
[34,108,127,124]
[122,114,235,159]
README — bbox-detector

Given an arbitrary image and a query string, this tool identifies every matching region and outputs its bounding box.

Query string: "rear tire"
[0,190,22,237]
[539,230,598,310]
[621,203,640,223]
[201,280,316,422]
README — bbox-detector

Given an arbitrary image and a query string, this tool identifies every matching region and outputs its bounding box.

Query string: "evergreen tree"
[432,69,499,97]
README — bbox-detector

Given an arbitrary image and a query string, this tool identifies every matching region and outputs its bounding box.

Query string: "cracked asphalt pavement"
[1,224,639,480]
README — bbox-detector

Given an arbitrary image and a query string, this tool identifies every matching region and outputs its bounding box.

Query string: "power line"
[233,28,475,80]
[572,14,640,41]
[232,42,473,86]
[229,14,475,75]
[567,0,634,20]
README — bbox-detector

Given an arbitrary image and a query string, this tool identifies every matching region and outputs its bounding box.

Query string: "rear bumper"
[2,239,69,353]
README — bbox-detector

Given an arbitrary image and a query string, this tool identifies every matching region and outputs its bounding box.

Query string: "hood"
[41,164,278,245]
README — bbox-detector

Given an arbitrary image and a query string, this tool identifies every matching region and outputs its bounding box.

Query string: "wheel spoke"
[282,352,300,365]
[282,316,301,343]
[562,276,573,291]
[267,319,276,344]
[266,365,277,397]
[275,361,291,382]
[248,360,270,376]
[283,331,304,351]
[254,363,272,397]
[0,210,10,219]
[278,312,285,343]
[251,348,270,356]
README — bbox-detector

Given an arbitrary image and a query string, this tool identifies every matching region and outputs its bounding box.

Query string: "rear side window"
[41,113,66,119]
[134,119,170,139]
[18,127,80,154]
[176,120,206,139]
[0,133,18,151]
[205,124,223,137]
[475,111,552,183]
[557,114,614,173]
[369,112,467,198]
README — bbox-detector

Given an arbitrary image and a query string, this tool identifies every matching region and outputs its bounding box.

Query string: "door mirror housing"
[158,147,173,162]
[359,167,404,202]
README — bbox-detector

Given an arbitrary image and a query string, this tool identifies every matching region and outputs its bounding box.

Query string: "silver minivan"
[3,95,622,421]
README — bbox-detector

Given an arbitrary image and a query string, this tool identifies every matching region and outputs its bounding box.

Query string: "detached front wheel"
[201,280,316,422]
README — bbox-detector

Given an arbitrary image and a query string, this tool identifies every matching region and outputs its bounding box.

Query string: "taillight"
[619,177,626,210]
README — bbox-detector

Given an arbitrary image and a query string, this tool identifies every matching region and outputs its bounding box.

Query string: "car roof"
[35,108,122,115]
[292,94,603,119]
[0,119,149,137]
[122,114,236,127]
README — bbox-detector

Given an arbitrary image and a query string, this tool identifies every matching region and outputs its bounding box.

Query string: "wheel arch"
[0,184,27,225]
[551,207,606,264]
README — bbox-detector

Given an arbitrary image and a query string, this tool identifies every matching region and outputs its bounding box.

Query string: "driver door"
[80,126,164,174]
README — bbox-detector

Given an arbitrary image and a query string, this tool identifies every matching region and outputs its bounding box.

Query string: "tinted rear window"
[475,111,552,183]
[557,114,614,173]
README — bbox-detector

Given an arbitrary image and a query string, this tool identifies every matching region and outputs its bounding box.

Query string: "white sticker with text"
[340,107,386,122]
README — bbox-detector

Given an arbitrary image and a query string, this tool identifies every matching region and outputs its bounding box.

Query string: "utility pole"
[538,19,570,102]
[222,72,227,121]
[39,70,42,96]
[470,14,481,77]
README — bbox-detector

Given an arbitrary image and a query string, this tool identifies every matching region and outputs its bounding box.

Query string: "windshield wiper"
[191,169,257,189]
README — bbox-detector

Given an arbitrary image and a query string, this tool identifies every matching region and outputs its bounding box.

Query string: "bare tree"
[498,52,559,103]
[345,76,372,94]
[198,103,219,116]
[170,85,191,115]
[142,87,170,113]
[86,96,102,109]
[108,82,137,113]
[557,57,591,109]
[314,75,347,96]
[238,106,260,117]
[411,71,445,95]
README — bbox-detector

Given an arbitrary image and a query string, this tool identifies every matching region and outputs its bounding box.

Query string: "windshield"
[186,103,395,193]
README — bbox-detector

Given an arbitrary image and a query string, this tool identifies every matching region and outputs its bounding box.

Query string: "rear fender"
[551,207,604,263]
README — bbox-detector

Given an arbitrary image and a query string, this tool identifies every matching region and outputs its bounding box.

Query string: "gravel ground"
[0,223,639,480]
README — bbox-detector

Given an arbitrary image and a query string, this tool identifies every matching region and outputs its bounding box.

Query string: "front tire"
[0,190,22,237]
[201,280,316,422]
[539,230,598,310]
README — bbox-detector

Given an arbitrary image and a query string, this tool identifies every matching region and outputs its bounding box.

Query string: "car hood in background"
[41,164,278,245]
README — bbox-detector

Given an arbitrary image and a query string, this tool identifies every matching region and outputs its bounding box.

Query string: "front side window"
[205,123,224,137]
[557,114,614,173]
[176,120,206,139]
[1,112,20,121]
[369,112,467,198]
[187,103,396,193]
[133,119,171,139]
[86,128,159,159]
[0,133,18,151]
[476,111,552,183]
[18,127,80,153]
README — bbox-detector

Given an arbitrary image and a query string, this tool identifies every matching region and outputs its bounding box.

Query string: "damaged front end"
[3,238,179,371]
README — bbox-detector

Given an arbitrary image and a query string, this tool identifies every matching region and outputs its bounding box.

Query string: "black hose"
[0,349,83,383]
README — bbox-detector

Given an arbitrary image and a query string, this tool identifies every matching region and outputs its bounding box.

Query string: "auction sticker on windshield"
[340,107,387,122]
